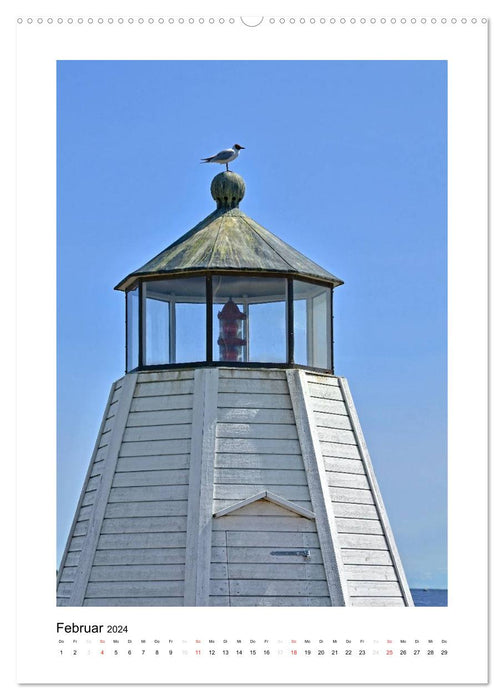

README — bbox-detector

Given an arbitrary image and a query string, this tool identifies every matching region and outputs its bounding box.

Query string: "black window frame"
[124,271,334,374]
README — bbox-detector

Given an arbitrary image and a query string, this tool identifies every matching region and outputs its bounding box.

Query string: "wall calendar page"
[10,0,492,693]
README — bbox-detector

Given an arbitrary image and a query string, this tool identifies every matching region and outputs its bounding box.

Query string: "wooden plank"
[112,469,190,488]
[73,521,88,536]
[216,423,298,440]
[68,535,85,551]
[339,377,414,606]
[326,472,370,489]
[339,534,388,550]
[216,438,301,455]
[89,564,185,582]
[123,424,192,442]
[344,565,398,581]
[332,502,379,519]
[102,416,116,433]
[341,549,393,566]
[136,370,194,383]
[222,547,324,564]
[215,462,305,476]
[216,453,304,470]
[64,552,80,567]
[219,369,286,380]
[84,581,185,597]
[100,516,187,534]
[127,409,193,427]
[93,548,187,566]
[350,597,405,607]
[116,455,190,471]
[108,485,188,502]
[227,580,329,597]
[214,484,310,502]
[77,505,93,521]
[306,373,341,387]
[83,597,184,607]
[119,439,191,457]
[308,383,344,401]
[184,368,219,606]
[208,596,331,607]
[91,463,104,478]
[81,492,96,507]
[211,563,327,580]
[211,547,227,563]
[59,567,76,582]
[335,519,383,535]
[212,515,316,532]
[98,532,186,549]
[217,393,292,410]
[131,394,193,412]
[232,596,331,607]
[104,501,187,518]
[317,427,357,445]
[312,412,352,430]
[329,486,374,505]
[323,456,365,474]
[213,468,307,486]
[320,442,361,459]
[214,531,321,548]
[219,378,288,395]
[93,447,109,463]
[56,584,73,597]
[98,432,110,449]
[134,379,194,397]
[106,402,118,420]
[110,386,123,403]
[347,581,402,597]
[310,397,348,416]
[85,475,102,492]
[217,407,294,425]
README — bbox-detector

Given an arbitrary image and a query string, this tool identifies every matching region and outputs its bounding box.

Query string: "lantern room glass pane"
[213,276,287,363]
[126,286,139,371]
[145,284,170,366]
[142,277,206,365]
[293,280,331,370]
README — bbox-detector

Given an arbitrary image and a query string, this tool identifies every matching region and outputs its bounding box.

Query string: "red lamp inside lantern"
[218,298,247,362]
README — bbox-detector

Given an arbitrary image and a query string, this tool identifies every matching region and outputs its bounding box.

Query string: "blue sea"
[410,589,447,606]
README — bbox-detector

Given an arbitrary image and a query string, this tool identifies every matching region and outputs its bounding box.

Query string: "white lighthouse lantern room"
[57,171,413,607]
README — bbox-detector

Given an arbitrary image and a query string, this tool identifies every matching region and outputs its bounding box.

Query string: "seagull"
[201,144,245,171]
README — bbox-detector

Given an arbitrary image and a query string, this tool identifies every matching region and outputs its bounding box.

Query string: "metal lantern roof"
[115,171,344,291]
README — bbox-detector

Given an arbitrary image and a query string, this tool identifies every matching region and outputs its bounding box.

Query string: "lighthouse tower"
[57,171,413,607]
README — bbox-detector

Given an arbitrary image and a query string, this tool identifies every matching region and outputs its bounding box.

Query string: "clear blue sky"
[57,60,447,589]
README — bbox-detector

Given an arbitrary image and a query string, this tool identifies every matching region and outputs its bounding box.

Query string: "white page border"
[15,10,487,685]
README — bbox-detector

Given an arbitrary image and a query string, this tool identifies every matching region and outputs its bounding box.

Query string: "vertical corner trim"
[339,377,414,607]
[286,369,349,606]
[184,368,219,606]
[67,372,138,606]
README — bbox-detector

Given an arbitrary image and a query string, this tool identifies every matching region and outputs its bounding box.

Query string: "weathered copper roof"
[115,172,343,291]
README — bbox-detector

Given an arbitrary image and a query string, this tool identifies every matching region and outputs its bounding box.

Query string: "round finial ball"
[211,171,245,209]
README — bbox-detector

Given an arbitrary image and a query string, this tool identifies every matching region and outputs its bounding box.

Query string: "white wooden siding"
[209,499,330,607]
[58,366,411,608]
[214,370,312,514]
[306,372,411,607]
[56,379,122,603]
[58,370,195,607]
